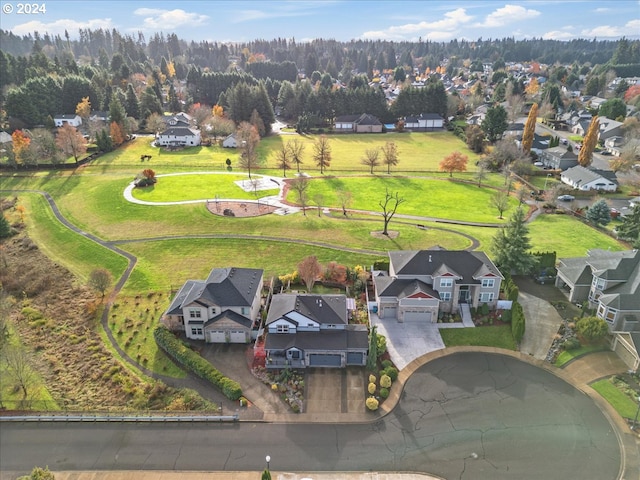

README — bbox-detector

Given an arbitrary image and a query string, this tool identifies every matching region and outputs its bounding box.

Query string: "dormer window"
[440,278,453,288]
[481,278,495,288]
[592,277,606,290]
[276,324,289,333]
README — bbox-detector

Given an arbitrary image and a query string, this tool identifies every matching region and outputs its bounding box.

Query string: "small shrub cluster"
[501,273,519,302]
[511,302,525,343]
[154,326,242,400]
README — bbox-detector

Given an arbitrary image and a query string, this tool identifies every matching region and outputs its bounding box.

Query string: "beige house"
[374,250,503,323]
[162,267,263,343]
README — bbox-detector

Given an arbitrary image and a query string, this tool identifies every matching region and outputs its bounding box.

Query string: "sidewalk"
[18,472,443,480]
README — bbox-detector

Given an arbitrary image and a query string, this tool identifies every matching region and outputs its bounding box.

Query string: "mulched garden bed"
[206,200,278,217]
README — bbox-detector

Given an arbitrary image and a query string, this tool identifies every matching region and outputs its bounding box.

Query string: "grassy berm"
[0,203,213,412]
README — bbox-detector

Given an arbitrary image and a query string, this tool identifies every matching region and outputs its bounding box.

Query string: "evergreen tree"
[481,105,509,143]
[586,199,611,227]
[616,205,640,242]
[521,103,538,154]
[491,207,537,275]
[125,84,140,119]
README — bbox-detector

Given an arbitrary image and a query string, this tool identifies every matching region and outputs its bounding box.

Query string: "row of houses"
[161,249,503,369]
[161,245,640,373]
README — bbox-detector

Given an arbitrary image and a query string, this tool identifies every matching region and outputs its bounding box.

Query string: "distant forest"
[1,28,639,135]
[2,29,638,77]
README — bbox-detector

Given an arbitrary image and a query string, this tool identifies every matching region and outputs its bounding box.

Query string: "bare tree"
[313,135,331,174]
[361,148,381,174]
[474,163,488,187]
[379,188,406,235]
[381,141,399,174]
[298,255,323,292]
[490,190,510,219]
[290,176,310,216]
[237,122,261,179]
[88,268,113,300]
[275,143,292,177]
[2,345,39,400]
[313,193,324,217]
[337,190,352,217]
[208,116,235,142]
[146,113,166,134]
[287,138,305,173]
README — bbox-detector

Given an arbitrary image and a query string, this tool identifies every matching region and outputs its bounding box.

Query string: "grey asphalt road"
[0,353,620,480]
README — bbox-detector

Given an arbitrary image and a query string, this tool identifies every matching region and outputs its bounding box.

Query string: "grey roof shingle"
[266,294,347,326]
[389,250,502,283]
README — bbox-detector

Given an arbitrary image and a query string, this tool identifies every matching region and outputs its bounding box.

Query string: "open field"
[88,132,483,173]
[2,129,631,382]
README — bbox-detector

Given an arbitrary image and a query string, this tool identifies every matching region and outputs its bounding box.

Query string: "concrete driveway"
[372,313,446,371]
[305,367,365,415]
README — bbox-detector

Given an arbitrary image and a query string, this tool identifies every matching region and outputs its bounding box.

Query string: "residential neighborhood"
[1,3,640,478]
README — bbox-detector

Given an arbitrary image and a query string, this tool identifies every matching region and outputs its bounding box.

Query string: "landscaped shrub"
[576,316,609,342]
[479,303,490,316]
[383,366,398,381]
[376,334,387,357]
[368,382,376,395]
[154,326,242,400]
[381,359,393,369]
[380,374,392,389]
[368,374,376,384]
[511,302,525,343]
[501,309,512,322]
[562,338,581,350]
[366,396,379,411]
[380,388,390,399]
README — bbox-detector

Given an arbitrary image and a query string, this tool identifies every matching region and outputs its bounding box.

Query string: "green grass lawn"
[439,325,517,350]
[554,345,610,367]
[591,378,640,419]
[130,173,279,202]
[528,213,624,257]
[22,193,129,283]
[88,132,482,174]
[286,176,519,223]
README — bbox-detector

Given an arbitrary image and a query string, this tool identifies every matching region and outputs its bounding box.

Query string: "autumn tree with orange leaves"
[439,151,468,177]
[521,103,538,154]
[578,116,600,167]
[56,124,87,163]
[11,130,31,166]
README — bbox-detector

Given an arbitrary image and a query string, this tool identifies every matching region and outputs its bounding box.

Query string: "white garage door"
[209,330,226,343]
[382,307,397,319]
[403,311,432,322]
[229,330,247,343]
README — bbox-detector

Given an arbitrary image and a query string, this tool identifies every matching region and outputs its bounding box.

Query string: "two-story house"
[556,249,640,330]
[162,267,263,343]
[374,250,503,323]
[556,249,640,371]
[263,294,368,369]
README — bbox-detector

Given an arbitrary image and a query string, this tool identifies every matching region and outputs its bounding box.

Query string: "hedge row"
[511,302,525,343]
[154,326,242,400]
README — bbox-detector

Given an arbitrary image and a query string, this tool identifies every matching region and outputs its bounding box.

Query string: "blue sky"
[1,0,638,43]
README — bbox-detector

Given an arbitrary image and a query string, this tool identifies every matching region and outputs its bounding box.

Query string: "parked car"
[600,150,612,156]
[561,138,568,145]
[558,195,575,201]
[533,268,557,284]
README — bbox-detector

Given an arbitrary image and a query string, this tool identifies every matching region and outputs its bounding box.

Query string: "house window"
[291,351,300,359]
[178,315,184,324]
[440,292,452,301]
[211,307,217,315]
[189,309,201,318]
[276,324,289,334]
[241,307,249,315]
[481,278,495,288]
[440,278,453,288]
[479,293,494,302]
[190,327,203,336]
[592,277,606,290]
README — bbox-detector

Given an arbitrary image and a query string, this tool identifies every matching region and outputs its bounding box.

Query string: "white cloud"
[233,1,340,23]
[476,4,541,28]
[134,8,209,30]
[10,18,113,37]
[594,8,611,13]
[543,30,577,40]
[361,8,473,41]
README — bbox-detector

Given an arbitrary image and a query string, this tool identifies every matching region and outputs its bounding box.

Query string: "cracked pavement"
[0,353,621,480]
